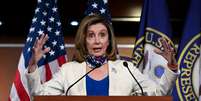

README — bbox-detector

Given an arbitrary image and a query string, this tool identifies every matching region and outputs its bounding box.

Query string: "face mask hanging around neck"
[85,55,108,69]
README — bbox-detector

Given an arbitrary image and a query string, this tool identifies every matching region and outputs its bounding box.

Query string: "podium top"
[34,96,172,101]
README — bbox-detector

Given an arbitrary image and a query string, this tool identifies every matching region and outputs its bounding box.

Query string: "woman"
[27,15,178,96]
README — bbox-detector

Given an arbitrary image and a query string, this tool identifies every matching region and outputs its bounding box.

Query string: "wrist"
[167,63,178,72]
[28,64,37,73]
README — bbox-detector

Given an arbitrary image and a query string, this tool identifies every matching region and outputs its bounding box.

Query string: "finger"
[39,34,45,42]
[166,41,172,51]
[34,37,43,51]
[41,34,49,46]
[44,47,51,54]
[154,48,163,55]
[36,37,42,49]
[38,34,46,48]
[172,54,177,64]
[161,37,169,52]
[33,38,38,49]
[171,47,175,53]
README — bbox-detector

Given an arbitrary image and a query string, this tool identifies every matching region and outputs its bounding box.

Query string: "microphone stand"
[65,67,97,96]
[123,62,145,96]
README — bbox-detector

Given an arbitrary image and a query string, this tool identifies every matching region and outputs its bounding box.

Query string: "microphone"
[123,61,145,96]
[65,63,101,96]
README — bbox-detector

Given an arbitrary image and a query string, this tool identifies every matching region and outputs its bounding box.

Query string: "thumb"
[154,48,163,55]
[44,47,51,53]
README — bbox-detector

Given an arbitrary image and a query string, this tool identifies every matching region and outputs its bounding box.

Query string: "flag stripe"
[18,54,31,94]
[9,84,20,101]
[57,55,66,67]
[45,64,52,81]
[49,59,60,74]
[8,97,11,101]
[38,65,46,82]
[14,69,30,101]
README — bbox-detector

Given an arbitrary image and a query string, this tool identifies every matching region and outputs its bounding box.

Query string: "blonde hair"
[74,15,117,62]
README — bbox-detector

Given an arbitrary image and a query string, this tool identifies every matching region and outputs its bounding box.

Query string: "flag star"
[52,40,57,46]
[44,45,47,48]
[30,37,33,42]
[57,22,61,26]
[40,20,46,26]
[100,8,106,14]
[26,37,30,42]
[60,44,65,50]
[47,26,52,32]
[27,47,31,52]
[35,8,40,13]
[32,17,37,23]
[52,7,57,12]
[29,27,35,33]
[49,17,55,22]
[49,50,55,56]
[45,3,49,7]
[92,3,98,8]
[55,30,60,36]
[37,0,41,3]
[89,12,94,16]
[38,30,44,35]
[103,0,108,4]
[43,54,46,58]
[42,11,47,16]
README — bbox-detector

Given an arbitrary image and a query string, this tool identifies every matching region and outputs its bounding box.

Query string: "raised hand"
[154,38,177,71]
[28,34,50,73]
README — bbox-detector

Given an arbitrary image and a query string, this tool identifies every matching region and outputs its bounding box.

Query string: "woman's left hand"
[154,38,177,66]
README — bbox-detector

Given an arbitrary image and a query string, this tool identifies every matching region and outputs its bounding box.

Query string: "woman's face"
[86,23,109,57]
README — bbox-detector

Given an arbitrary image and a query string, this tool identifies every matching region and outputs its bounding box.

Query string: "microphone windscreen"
[123,61,128,67]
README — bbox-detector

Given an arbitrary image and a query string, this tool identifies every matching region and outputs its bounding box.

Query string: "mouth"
[93,47,102,52]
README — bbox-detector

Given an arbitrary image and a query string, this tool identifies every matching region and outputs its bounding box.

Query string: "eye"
[100,31,108,37]
[87,32,94,38]
[100,32,106,37]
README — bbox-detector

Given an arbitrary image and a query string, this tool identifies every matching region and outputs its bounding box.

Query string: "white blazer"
[26,60,178,96]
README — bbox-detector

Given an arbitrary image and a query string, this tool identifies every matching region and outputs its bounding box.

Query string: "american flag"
[84,0,122,58]
[9,0,67,100]
[85,0,111,23]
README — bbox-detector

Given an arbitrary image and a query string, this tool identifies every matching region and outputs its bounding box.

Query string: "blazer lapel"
[80,62,87,95]
[108,61,119,95]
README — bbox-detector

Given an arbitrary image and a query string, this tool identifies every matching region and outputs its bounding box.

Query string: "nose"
[94,36,100,44]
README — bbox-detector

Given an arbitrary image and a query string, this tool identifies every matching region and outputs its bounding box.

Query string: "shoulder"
[60,61,85,71]
[109,60,136,69]
[62,61,81,66]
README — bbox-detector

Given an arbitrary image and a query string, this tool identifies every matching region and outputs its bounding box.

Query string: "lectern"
[34,96,172,101]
